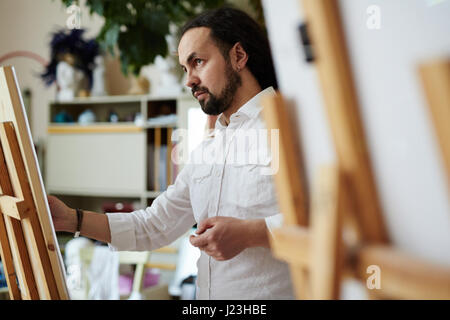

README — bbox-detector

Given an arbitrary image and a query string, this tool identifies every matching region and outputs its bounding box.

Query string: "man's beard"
[192,64,242,116]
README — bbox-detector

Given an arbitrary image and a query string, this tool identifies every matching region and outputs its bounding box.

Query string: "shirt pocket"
[190,164,214,220]
[192,164,213,183]
[231,157,277,214]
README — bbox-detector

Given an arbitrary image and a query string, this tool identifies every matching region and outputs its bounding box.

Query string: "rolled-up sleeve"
[264,213,284,235]
[107,165,196,251]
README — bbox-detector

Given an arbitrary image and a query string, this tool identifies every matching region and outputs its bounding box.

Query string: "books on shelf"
[148,127,177,193]
[159,145,168,191]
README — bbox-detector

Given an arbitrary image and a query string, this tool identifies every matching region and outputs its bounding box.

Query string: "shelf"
[47,123,178,133]
[50,93,192,105]
[45,94,190,212]
[144,122,177,129]
[48,123,143,133]
[47,188,144,198]
[47,188,163,199]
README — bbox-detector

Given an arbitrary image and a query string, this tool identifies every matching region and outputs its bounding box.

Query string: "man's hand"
[47,195,111,243]
[47,195,76,233]
[189,216,270,261]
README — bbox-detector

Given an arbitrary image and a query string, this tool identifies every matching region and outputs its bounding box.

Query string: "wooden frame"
[0,66,69,299]
[263,95,345,299]
[301,0,388,244]
[418,59,450,187]
[262,92,450,300]
[261,0,450,299]
[261,94,308,227]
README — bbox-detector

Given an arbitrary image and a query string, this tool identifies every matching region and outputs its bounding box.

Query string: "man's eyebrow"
[180,52,198,69]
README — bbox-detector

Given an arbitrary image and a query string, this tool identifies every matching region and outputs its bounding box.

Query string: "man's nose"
[185,71,200,88]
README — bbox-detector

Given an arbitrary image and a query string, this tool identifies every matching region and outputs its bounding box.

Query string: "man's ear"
[230,42,248,71]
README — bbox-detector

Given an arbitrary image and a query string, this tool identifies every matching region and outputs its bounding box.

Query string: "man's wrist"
[67,208,78,233]
[245,219,269,248]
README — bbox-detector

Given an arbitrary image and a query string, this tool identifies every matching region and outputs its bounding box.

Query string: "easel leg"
[0,122,59,299]
[0,213,21,299]
[3,216,40,299]
[309,165,344,299]
[0,134,38,299]
[289,266,311,299]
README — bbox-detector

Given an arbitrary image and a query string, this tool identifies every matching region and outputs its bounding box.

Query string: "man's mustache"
[192,86,210,97]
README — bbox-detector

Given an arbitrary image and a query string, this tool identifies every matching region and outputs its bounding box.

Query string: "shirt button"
[215,170,221,177]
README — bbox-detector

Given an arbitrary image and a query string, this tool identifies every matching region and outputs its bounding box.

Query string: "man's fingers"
[196,217,216,235]
[189,234,209,248]
[195,244,220,260]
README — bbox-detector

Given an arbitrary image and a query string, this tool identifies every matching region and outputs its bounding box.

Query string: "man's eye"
[195,59,203,65]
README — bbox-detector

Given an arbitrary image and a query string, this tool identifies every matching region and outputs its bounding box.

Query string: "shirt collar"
[216,86,275,129]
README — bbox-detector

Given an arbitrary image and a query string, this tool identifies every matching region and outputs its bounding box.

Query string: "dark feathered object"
[41,28,99,88]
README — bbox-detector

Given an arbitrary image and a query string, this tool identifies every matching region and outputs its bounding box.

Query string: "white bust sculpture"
[56,54,83,101]
[91,55,106,96]
[56,60,77,101]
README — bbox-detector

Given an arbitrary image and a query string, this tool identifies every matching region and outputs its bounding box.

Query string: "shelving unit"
[45,93,198,211]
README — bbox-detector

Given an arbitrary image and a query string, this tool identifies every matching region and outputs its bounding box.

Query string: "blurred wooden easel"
[419,59,450,189]
[0,66,69,299]
[262,0,450,299]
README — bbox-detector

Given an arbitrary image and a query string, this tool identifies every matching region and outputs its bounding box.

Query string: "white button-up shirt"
[107,87,294,299]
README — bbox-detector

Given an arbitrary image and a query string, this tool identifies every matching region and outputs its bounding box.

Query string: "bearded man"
[49,7,294,300]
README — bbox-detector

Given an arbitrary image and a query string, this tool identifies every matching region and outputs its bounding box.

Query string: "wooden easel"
[261,0,450,299]
[262,96,346,299]
[419,59,450,188]
[263,96,450,300]
[0,122,63,299]
[0,66,69,300]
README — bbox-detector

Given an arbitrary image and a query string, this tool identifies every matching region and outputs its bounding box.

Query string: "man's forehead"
[178,27,214,64]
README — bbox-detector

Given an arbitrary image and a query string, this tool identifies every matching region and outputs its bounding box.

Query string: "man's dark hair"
[179,6,278,90]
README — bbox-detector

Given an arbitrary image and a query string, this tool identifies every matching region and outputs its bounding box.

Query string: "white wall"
[0,0,98,142]
[0,0,139,143]
[262,0,450,296]
[0,0,258,144]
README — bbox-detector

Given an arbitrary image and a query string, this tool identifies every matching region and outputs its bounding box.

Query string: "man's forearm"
[67,209,111,243]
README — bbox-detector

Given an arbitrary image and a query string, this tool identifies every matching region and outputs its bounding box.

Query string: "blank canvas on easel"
[261,0,450,300]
